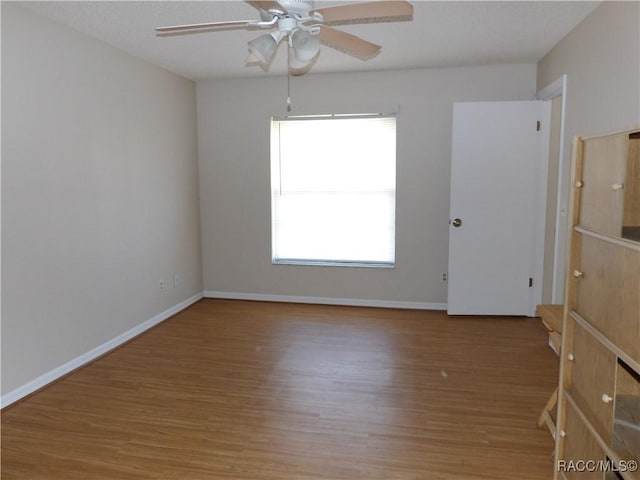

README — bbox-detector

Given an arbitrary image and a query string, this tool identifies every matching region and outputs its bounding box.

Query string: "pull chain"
[286,37,292,112]
[287,70,291,112]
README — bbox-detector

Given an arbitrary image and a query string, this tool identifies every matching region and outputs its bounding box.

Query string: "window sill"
[272,259,395,269]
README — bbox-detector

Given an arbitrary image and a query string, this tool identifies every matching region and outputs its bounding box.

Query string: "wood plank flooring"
[1,299,558,479]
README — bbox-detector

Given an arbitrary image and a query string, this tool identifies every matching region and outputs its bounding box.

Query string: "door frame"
[537,75,568,305]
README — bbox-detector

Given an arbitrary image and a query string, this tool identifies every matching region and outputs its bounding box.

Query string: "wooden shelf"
[613,366,640,466]
[537,304,564,334]
[565,392,639,480]
[536,304,563,439]
[554,128,640,480]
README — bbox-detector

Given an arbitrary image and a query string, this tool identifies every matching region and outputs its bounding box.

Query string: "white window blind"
[271,114,396,266]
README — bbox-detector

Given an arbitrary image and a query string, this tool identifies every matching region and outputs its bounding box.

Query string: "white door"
[447,101,543,315]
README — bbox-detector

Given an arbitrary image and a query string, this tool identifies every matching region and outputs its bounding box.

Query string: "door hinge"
[536,121,541,132]
[529,277,533,288]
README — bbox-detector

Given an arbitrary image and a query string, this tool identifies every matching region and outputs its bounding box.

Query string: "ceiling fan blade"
[318,26,381,60]
[246,1,287,14]
[312,1,413,25]
[156,20,257,36]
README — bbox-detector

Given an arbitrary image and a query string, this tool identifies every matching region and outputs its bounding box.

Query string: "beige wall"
[197,64,537,304]
[1,4,202,395]
[537,1,640,301]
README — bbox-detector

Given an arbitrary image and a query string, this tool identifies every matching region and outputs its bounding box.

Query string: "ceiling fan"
[156,0,414,76]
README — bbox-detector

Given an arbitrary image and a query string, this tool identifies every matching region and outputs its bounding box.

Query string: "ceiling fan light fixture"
[290,29,320,63]
[248,31,285,64]
[246,52,261,64]
[288,44,319,76]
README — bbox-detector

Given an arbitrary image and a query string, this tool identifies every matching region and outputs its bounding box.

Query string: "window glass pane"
[271,115,396,265]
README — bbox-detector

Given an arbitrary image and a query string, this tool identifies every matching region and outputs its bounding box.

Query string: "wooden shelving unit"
[539,303,564,354]
[537,303,563,438]
[554,128,640,480]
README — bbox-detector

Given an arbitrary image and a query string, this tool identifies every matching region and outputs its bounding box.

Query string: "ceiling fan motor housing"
[277,17,298,33]
[277,0,314,16]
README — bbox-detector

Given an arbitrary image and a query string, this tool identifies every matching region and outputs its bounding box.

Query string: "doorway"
[537,75,567,304]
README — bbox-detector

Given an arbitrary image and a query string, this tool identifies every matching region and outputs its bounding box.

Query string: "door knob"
[452,218,462,227]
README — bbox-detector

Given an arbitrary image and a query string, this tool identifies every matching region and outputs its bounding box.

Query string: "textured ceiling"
[23,1,600,81]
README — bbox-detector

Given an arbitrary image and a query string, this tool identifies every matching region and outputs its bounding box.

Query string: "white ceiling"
[23,1,600,81]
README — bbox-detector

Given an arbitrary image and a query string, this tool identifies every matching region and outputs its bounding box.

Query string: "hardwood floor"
[1,299,558,479]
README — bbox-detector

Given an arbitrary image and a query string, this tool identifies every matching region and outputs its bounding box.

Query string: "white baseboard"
[1,292,204,409]
[204,291,447,311]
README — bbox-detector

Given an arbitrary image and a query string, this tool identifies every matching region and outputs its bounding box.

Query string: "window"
[270,114,396,267]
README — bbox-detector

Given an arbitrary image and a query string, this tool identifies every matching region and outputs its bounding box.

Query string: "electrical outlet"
[173,274,180,287]
[441,273,448,283]
[159,280,164,292]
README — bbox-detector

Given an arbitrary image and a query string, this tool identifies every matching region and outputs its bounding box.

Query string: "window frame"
[270,113,397,268]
